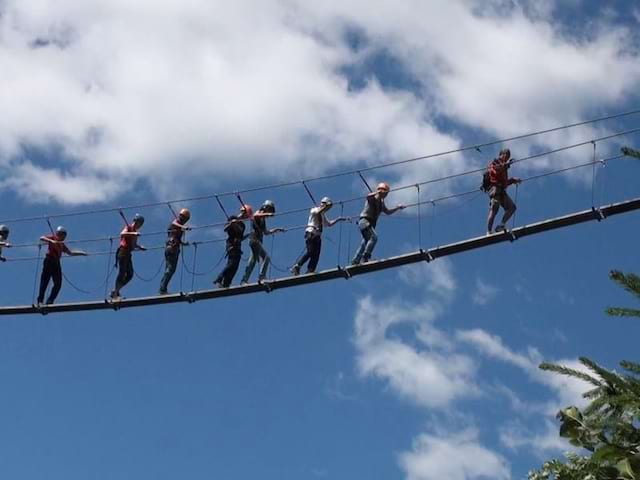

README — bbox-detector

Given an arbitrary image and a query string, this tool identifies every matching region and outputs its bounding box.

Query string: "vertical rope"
[599,160,608,207]
[269,235,275,279]
[337,202,344,266]
[416,185,423,250]
[429,201,436,246]
[180,230,186,293]
[191,243,198,292]
[347,220,352,264]
[591,141,597,207]
[512,183,520,229]
[104,237,113,298]
[32,244,42,305]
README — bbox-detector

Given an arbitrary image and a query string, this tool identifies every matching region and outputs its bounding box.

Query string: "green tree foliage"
[528,271,640,480]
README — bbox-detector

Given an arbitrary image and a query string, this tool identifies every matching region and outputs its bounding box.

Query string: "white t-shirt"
[305,207,329,235]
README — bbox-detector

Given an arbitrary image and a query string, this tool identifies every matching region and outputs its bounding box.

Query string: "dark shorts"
[489,186,515,211]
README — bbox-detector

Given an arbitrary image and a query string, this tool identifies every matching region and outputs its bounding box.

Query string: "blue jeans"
[242,239,270,282]
[352,218,377,264]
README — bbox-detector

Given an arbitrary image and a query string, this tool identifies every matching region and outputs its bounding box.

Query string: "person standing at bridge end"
[111,214,147,300]
[0,225,11,262]
[484,148,521,234]
[214,204,252,288]
[351,182,405,265]
[37,226,87,306]
[159,208,191,295]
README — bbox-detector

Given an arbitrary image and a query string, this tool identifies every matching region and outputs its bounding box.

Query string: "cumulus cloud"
[0,0,638,205]
[353,294,478,408]
[399,429,511,480]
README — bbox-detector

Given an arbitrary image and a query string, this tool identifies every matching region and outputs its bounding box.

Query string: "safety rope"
[180,248,226,277]
[133,257,165,283]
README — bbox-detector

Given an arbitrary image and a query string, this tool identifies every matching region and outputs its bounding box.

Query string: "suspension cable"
[8,126,639,253]
[2,113,639,225]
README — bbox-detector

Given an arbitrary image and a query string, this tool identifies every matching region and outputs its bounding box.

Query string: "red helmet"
[240,204,253,218]
[377,182,391,193]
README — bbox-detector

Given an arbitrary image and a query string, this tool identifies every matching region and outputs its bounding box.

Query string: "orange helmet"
[377,182,391,193]
[240,204,253,218]
[179,208,191,221]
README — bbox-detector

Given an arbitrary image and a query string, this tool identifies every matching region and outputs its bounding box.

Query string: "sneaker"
[306,269,316,274]
[351,259,361,266]
[258,275,266,283]
[109,290,121,301]
[494,224,506,233]
[290,265,301,276]
[213,280,223,288]
[158,289,169,296]
[240,280,248,286]
[45,299,54,305]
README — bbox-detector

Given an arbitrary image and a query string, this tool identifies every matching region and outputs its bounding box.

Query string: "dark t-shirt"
[166,221,185,249]
[225,216,246,253]
[359,195,388,228]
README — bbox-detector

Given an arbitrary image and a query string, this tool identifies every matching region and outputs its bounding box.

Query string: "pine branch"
[539,362,603,387]
[580,357,626,393]
[606,307,640,318]
[609,270,640,300]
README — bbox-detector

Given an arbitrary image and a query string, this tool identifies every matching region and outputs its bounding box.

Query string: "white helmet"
[320,197,333,207]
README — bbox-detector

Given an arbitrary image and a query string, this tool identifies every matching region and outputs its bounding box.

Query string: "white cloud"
[0,0,638,205]
[399,429,511,480]
[353,295,478,408]
[472,277,500,306]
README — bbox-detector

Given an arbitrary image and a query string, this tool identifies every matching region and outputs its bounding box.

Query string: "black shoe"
[158,289,168,296]
[306,269,316,274]
[494,224,506,233]
[290,265,301,276]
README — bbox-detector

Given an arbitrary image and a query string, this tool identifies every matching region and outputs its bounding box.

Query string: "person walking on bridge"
[351,182,405,265]
[37,226,87,305]
[485,148,521,234]
[240,200,285,284]
[159,208,191,295]
[111,214,147,300]
[214,204,252,288]
[290,197,346,275]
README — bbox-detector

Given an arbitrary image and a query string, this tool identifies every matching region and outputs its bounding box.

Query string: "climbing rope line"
[2,115,639,226]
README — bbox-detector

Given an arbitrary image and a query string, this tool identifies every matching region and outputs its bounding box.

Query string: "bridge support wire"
[416,184,423,250]
[591,141,598,207]
[31,244,42,305]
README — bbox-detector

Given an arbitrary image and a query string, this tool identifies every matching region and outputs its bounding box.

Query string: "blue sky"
[1,1,640,479]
